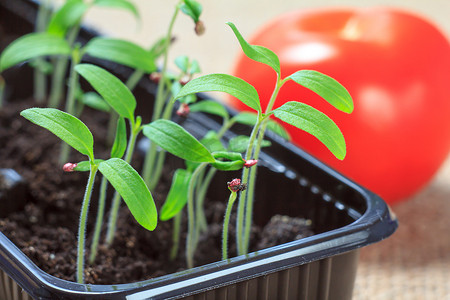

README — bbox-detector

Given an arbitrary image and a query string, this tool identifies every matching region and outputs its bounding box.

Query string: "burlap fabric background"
[353,156,450,299]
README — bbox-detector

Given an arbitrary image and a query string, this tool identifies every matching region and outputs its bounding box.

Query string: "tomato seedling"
[229,7,450,203]
[20,108,157,284]
[174,22,353,256]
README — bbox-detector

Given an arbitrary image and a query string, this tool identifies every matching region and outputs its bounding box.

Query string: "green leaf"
[174,55,189,73]
[174,56,200,75]
[47,0,89,37]
[110,117,127,158]
[228,135,271,153]
[189,59,201,74]
[201,131,226,153]
[29,58,53,74]
[226,22,280,75]
[84,38,155,73]
[210,159,244,171]
[20,108,94,161]
[171,81,182,99]
[182,94,197,105]
[0,33,71,72]
[266,120,291,140]
[142,120,215,163]
[174,90,197,105]
[228,136,250,153]
[232,111,258,126]
[99,158,157,231]
[287,70,353,113]
[160,169,192,221]
[149,36,169,59]
[75,64,136,120]
[189,100,229,120]
[184,160,200,172]
[81,92,110,112]
[73,159,105,171]
[210,151,245,171]
[180,0,202,23]
[174,74,261,113]
[273,101,346,160]
[93,0,140,20]
[212,151,243,161]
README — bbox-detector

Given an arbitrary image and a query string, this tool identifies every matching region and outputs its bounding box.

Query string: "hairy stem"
[186,163,207,269]
[142,4,181,187]
[89,175,108,264]
[33,0,52,104]
[126,69,145,92]
[58,49,81,165]
[237,75,284,255]
[143,93,175,189]
[48,25,80,108]
[77,163,98,284]
[222,191,237,260]
[148,150,166,191]
[151,5,180,122]
[193,167,206,241]
[170,212,182,261]
[242,125,266,251]
[196,167,216,233]
[106,111,119,146]
[142,141,158,187]
[33,61,48,105]
[235,119,262,255]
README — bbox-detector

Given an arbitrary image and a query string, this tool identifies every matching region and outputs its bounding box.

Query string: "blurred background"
[82,0,450,76]
[78,0,449,299]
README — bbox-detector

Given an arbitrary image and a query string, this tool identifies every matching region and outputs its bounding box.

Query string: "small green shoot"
[222,179,245,260]
[75,63,143,246]
[20,107,156,283]
[0,33,71,72]
[174,22,353,257]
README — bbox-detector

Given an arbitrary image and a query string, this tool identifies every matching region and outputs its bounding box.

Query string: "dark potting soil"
[0,95,314,285]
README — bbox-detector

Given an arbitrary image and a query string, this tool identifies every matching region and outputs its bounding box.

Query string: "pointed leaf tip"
[99,158,157,231]
[288,70,353,114]
[273,101,346,160]
[226,22,280,75]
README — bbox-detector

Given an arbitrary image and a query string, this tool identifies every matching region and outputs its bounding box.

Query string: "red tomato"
[229,7,450,204]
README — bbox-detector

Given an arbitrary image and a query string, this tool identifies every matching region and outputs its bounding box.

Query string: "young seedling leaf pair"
[84,38,156,73]
[0,33,71,72]
[20,107,156,283]
[74,63,148,247]
[143,119,215,163]
[0,35,156,82]
[176,75,351,161]
[19,108,157,229]
[173,22,354,257]
[74,63,241,254]
[180,0,202,23]
[76,64,137,121]
[143,120,249,173]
